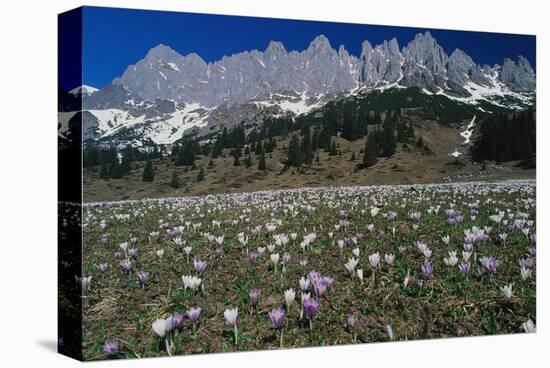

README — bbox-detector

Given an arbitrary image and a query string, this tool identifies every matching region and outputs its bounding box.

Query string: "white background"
[0,0,547,366]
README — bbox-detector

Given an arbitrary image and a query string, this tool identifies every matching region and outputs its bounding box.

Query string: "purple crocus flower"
[96,263,109,273]
[120,259,132,272]
[518,257,535,269]
[458,261,471,275]
[249,250,258,262]
[528,247,536,257]
[480,256,500,274]
[421,260,433,279]
[248,288,261,305]
[322,276,334,288]
[128,248,138,257]
[136,271,149,287]
[193,259,207,274]
[347,314,358,329]
[186,307,202,323]
[166,312,184,330]
[215,247,223,256]
[100,234,110,243]
[113,251,123,259]
[303,298,320,318]
[268,306,286,329]
[313,280,327,298]
[102,339,119,355]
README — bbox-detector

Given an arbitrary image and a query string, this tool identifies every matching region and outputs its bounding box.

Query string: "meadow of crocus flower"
[79,180,536,360]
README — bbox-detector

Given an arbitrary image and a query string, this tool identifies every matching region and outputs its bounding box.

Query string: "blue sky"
[62,6,536,90]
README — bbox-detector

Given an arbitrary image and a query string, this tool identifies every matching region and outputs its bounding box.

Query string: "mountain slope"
[60,32,535,146]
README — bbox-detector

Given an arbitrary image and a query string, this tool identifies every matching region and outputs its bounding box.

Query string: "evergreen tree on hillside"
[301,129,314,164]
[232,146,241,166]
[416,135,424,149]
[110,160,124,179]
[329,139,338,156]
[176,140,196,166]
[311,128,319,152]
[363,133,379,168]
[99,162,110,179]
[196,167,205,182]
[142,160,155,182]
[287,135,302,167]
[258,151,267,171]
[83,144,100,167]
[170,170,180,189]
[381,118,397,157]
[255,140,263,155]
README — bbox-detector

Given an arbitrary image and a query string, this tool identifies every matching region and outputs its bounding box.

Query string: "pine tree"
[416,135,424,148]
[329,139,338,156]
[351,151,356,161]
[381,118,397,157]
[255,140,263,155]
[258,151,267,171]
[301,129,313,164]
[142,160,155,182]
[233,146,241,166]
[287,135,302,167]
[363,133,379,168]
[196,167,205,182]
[170,170,180,188]
[244,155,252,168]
[110,161,124,179]
[99,162,110,180]
[176,140,196,167]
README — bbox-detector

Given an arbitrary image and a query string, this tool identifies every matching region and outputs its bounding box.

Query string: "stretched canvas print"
[58,6,537,361]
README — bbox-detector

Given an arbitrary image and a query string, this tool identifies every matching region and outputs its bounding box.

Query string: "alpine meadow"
[58,6,536,361]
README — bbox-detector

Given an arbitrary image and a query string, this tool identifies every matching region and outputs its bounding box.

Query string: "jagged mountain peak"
[308,34,332,51]
[265,40,287,57]
[145,43,181,60]
[499,55,536,92]
[76,32,535,146]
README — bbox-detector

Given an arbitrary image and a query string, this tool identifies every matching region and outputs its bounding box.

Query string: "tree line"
[471,109,535,167]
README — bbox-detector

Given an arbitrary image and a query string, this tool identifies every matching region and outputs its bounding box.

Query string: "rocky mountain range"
[59,31,536,145]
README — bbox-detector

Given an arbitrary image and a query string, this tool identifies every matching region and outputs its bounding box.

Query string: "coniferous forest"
[472,109,536,167]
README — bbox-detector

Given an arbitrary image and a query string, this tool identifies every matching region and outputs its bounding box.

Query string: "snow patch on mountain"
[69,85,99,96]
[449,115,476,158]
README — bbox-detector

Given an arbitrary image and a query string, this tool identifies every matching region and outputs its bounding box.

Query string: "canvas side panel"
[58,7,84,361]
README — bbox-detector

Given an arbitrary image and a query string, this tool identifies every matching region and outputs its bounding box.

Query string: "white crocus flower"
[357,269,364,284]
[522,319,536,333]
[284,288,296,307]
[299,276,310,291]
[368,252,381,268]
[520,267,532,281]
[444,251,459,267]
[500,284,513,299]
[386,324,394,340]
[224,308,238,326]
[152,319,169,337]
[344,257,359,275]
